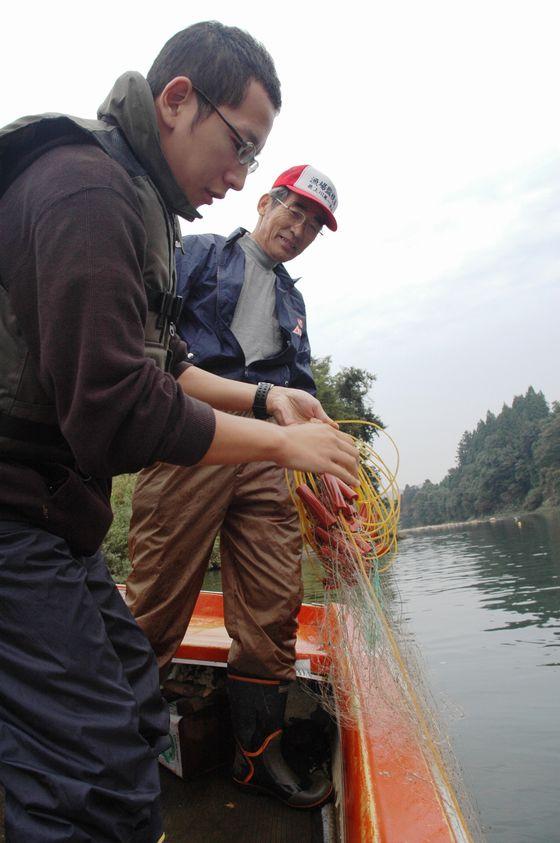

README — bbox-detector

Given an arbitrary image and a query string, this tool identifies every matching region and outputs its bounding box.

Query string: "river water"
[392,510,560,843]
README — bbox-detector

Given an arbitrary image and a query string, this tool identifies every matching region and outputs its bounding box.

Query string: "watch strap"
[252,382,274,420]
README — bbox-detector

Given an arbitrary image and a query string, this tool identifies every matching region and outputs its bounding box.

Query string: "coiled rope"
[286,420,400,586]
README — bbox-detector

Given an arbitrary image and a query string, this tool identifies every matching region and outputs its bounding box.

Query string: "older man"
[127,165,339,809]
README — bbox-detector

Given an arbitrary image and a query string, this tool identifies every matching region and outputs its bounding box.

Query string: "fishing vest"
[0,114,184,465]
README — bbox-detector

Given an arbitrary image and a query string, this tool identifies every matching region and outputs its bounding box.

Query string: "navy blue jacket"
[176,228,315,394]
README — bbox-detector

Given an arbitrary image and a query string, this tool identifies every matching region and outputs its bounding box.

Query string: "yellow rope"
[286,419,400,576]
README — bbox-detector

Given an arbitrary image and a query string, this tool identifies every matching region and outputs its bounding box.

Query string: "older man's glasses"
[193,86,259,173]
[273,196,324,238]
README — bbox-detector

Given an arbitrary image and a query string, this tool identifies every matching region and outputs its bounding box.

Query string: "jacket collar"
[97,72,201,222]
[224,227,300,286]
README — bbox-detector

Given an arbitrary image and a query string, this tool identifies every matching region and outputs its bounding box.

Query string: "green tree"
[533,402,560,471]
[533,402,560,507]
[400,387,556,527]
[311,356,383,442]
[102,473,136,581]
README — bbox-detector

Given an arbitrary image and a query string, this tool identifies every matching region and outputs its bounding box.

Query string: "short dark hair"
[147,21,281,121]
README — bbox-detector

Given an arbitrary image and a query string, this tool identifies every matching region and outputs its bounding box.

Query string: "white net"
[287,421,481,841]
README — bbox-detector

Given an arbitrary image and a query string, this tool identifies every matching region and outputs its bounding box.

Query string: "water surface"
[392,510,560,842]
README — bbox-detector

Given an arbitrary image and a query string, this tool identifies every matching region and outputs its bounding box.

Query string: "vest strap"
[145,289,183,327]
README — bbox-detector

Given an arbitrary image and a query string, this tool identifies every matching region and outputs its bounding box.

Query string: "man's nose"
[225,165,247,193]
[288,217,305,239]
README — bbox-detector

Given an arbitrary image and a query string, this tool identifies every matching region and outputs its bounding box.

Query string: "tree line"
[400,387,560,528]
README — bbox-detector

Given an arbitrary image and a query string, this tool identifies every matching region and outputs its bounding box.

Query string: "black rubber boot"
[226,673,333,809]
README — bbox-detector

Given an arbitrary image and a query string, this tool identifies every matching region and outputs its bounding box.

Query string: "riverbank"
[399,503,559,536]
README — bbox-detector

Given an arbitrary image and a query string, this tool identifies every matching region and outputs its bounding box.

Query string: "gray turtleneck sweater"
[231,234,283,365]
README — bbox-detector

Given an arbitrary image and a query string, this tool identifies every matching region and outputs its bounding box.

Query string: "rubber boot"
[226,673,333,809]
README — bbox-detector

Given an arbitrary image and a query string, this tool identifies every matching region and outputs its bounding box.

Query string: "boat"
[118,587,476,843]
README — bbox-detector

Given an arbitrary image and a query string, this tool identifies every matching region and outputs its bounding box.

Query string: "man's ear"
[256,193,272,217]
[155,76,196,129]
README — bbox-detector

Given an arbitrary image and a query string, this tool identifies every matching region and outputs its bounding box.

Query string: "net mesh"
[287,421,481,841]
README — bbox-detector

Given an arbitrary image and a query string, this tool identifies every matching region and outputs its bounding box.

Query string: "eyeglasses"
[273,196,324,238]
[192,85,259,174]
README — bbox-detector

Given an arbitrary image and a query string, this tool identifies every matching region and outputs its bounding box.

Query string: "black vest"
[0,114,183,465]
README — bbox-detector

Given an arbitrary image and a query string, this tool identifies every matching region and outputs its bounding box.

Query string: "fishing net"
[286,420,400,723]
[287,420,480,841]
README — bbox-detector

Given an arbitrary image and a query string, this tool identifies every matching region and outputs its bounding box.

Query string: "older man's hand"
[265,386,338,428]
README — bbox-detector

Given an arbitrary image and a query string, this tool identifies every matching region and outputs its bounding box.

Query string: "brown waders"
[126,458,332,808]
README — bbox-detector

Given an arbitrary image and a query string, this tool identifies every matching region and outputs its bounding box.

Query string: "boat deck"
[160,765,327,843]
[0,771,327,843]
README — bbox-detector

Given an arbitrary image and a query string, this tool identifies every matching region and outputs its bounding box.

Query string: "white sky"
[3,0,559,486]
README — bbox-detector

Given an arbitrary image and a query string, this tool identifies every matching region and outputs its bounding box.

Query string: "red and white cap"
[272,164,338,231]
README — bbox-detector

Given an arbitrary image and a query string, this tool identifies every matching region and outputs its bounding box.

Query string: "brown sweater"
[0,142,216,554]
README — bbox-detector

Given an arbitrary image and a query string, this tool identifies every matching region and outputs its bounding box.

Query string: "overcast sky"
[3,1,559,486]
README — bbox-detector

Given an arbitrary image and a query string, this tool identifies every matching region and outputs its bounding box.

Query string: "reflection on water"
[391,510,560,843]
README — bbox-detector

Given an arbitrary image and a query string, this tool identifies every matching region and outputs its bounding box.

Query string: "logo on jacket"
[292,318,304,336]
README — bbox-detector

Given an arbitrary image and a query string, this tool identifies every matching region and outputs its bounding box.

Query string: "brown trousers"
[126,459,303,681]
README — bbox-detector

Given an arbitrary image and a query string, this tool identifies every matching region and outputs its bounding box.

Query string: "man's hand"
[266,386,337,427]
[273,420,359,487]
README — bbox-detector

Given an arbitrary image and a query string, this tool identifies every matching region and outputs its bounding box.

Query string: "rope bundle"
[286,420,400,588]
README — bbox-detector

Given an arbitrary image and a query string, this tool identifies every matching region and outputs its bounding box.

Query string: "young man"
[0,18,357,842]
[127,165,339,809]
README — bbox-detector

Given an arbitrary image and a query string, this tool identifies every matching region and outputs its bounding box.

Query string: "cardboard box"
[158,711,183,777]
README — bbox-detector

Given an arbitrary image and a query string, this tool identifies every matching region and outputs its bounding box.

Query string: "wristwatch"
[252,382,274,420]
